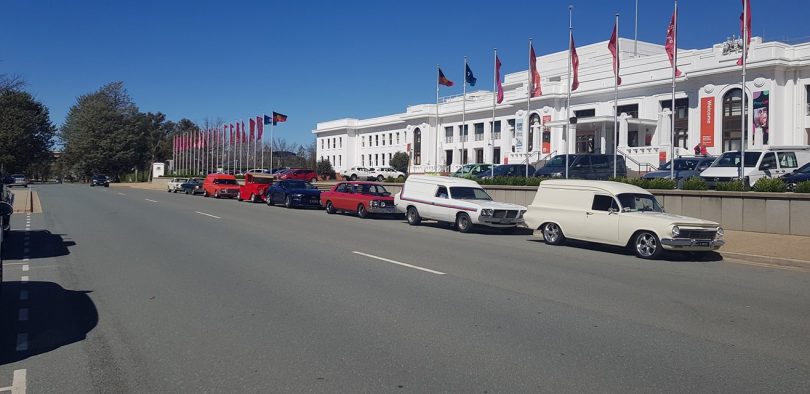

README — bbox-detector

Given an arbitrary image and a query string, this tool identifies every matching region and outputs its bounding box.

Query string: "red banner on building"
[700,97,715,147]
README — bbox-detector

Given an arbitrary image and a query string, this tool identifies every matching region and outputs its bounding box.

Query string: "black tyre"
[203,190,210,197]
[633,231,664,259]
[251,193,260,203]
[357,204,368,218]
[325,201,336,214]
[456,213,473,233]
[266,193,274,206]
[350,174,357,181]
[310,178,318,183]
[377,175,384,182]
[542,223,565,245]
[185,189,190,195]
[406,206,421,225]
[284,195,293,208]
[167,189,172,193]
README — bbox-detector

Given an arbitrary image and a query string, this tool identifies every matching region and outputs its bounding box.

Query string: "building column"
[619,114,629,148]
[568,124,577,154]
[600,123,608,154]
[659,108,672,147]
[531,120,541,158]
[484,121,493,163]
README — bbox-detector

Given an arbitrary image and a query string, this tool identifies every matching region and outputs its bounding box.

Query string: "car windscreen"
[357,184,388,195]
[213,179,238,185]
[253,178,273,184]
[659,159,698,171]
[284,180,312,189]
[712,152,761,168]
[617,193,663,212]
[544,155,575,167]
[795,162,810,174]
[449,187,492,200]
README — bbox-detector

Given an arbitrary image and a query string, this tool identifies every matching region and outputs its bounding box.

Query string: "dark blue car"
[265,180,321,208]
[782,162,810,190]
[642,156,715,187]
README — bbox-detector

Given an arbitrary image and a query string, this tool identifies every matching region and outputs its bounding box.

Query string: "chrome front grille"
[492,210,518,219]
[676,229,717,239]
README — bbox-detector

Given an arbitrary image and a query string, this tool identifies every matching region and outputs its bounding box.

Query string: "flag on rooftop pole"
[495,54,504,104]
[465,63,477,87]
[570,34,580,91]
[529,43,541,97]
[737,0,752,66]
[665,7,682,77]
[608,19,622,85]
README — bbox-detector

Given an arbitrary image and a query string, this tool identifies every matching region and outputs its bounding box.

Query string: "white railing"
[618,149,658,173]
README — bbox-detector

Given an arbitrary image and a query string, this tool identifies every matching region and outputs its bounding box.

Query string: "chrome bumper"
[661,238,725,250]
[478,217,525,226]
[367,206,397,214]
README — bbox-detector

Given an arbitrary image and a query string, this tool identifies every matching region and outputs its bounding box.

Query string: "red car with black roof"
[320,181,397,218]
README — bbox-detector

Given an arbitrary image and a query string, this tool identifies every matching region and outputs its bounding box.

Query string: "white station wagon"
[395,175,527,233]
[524,180,724,259]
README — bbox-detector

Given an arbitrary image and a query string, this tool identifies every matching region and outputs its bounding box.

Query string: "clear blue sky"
[2,0,808,147]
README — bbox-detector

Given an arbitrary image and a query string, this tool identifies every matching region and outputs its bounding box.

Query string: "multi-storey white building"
[314,37,810,173]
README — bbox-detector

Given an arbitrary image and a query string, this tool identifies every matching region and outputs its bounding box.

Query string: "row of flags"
[436,0,752,101]
[173,112,287,151]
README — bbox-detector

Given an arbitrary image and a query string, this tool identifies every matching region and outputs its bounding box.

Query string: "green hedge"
[608,177,675,190]
[715,180,746,191]
[794,181,810,193]
[476,176,547,186]
[681,177,708,190]
[751,177,787,193]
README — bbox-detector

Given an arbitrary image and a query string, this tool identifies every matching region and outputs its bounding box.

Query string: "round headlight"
[480,209,493,216]
[671,226,680,237]
[715,227,724,239]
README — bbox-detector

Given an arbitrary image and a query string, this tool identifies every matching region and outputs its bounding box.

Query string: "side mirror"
[761,163,772,170]
[0,201,12,216]
[607,207,618,215]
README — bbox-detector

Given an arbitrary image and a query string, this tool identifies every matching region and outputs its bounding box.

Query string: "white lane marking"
[1,369,27,394]
[145,199,158,203]
[15,334,27,351]
[20,276,28,283]
[18,309,28,321]
[19,290,28,301]
[195,211,221,219]
[117,192,126,196]
[352,251,446,275]
[21,265,28,272]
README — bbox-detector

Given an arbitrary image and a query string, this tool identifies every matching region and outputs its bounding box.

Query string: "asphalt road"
[1,183,809,393]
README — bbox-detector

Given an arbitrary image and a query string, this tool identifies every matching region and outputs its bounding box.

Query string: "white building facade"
[314,38,810,173]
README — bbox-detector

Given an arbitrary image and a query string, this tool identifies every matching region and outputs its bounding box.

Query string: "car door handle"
[586,212,594,216]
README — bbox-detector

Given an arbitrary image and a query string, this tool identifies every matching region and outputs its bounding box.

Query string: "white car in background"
[343,167,372,181]
[524,180,724,259]
[395,175,526,233]
[368,167,405,181]
[699,146,810,187]
[167,177,188,193]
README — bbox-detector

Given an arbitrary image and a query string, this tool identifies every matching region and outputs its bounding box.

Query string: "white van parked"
[394,175,527,233]
[699,146,810,187]
[524,180,724,259]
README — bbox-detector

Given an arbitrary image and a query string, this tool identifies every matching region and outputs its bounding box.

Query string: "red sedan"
[320,182,397,218]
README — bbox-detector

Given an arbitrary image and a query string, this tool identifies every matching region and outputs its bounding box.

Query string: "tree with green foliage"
[0,77,56,176]
[390,151,409,174]
[316,159,334,179]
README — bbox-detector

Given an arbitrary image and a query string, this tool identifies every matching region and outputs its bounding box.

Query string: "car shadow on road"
[403,220,537,236]
[2,230,75,260]
[526,238,724,262]
[0,281,98,365]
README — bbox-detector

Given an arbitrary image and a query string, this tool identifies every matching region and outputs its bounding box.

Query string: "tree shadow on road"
[2,230,75,261]
[0,281,98,365]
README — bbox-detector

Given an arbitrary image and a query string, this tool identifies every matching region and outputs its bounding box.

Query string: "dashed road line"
[195,211,221,219]
[20,276,28,282]
[117,192,127,196]
[0,369,27,393]
[145,199,159,203]
[352,251,446,275]
[21,265,28,272]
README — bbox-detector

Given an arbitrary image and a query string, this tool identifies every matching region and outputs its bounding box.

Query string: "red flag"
[229,125,234,144]
[496,55,504,104]
[241,121,247,142]
[236,122,241,143]
[570,35,580,91]
[529,44,541,97]
[438,68,454,87]
[256,116,264,140]
[608,21,622,85]
[249,118,256,140]
[665,9,682,77]
[737,0,752,66]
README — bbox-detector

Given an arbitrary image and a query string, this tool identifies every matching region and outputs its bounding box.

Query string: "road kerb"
[721,251,810,271]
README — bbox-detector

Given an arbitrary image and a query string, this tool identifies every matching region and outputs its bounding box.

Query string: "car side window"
[335,183,346,193]
[778,152,798,168]
[760,153,777,170]
[591,195,618,212]
[591,156,609,169]
[697,160,712,171]
[435,186,448,199]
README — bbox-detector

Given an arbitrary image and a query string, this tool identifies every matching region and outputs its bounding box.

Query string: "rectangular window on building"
[376,135,379,146]
[361,136,365,147]
[321,139,324,149]
[445,126,453,143]
[491,121,501,140]
[339,137,342,148]
[475,148,484,163]
[474,123,484,141]
[389,133,392,145]
[396,132,400,144]
[508,119,516,152]
[574,109,595,119]
[661,98,690,149]
[460,125,469,142]
[616,104,639,118]
[382,134,385,146]
[388,153,392,162]
[361,155,364,166]
[375,154,379,166]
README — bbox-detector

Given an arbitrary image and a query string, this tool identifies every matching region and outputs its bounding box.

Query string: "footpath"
[112,182,810,269]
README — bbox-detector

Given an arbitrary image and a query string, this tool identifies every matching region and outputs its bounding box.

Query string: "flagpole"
[492,48,497,178]
[526,39,532,178]
[614,13,620,179]
[462,56,467,166]
[565,5,573,180]
[260,119,265,170]
[670,0,678,181]
[634,0,639,57]
[436,66,441,173]
[270,119,274,171]
[740,0,748,182]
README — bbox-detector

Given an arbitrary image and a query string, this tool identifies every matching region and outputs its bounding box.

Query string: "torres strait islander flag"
[438,68,454,87]
[272,112,287,126]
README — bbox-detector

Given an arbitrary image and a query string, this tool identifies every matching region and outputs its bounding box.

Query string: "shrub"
[793,181,810,193]
[715,180,746,191]
[751,177,787,193]
[316,159,333,179]
[390,152,409,174]
[680,177,708,190]
[646,178,677,190]
[475,176,547,186]
[384,176,406,183]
